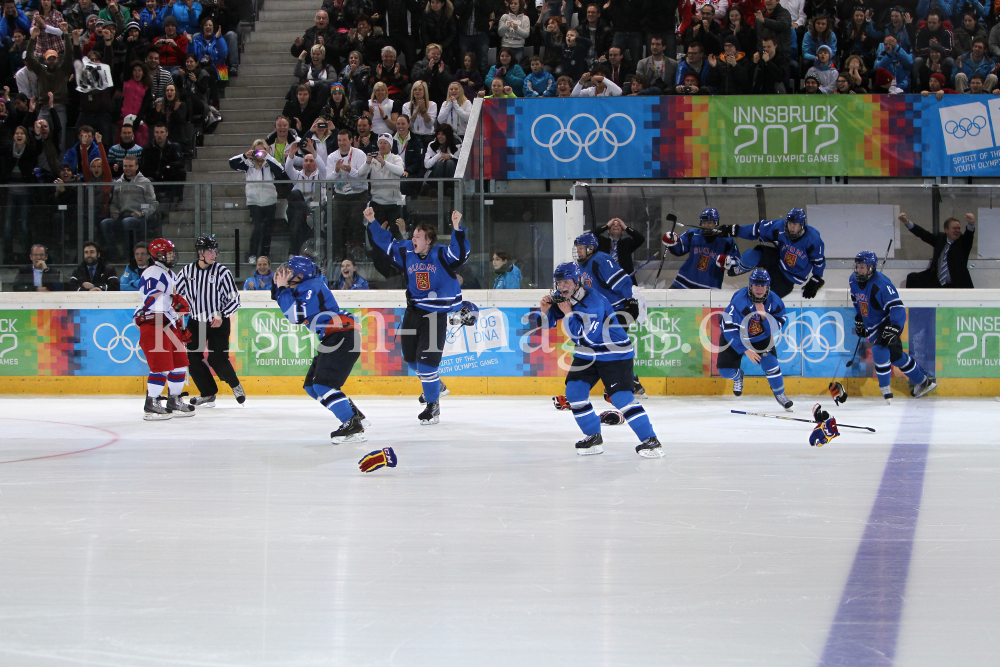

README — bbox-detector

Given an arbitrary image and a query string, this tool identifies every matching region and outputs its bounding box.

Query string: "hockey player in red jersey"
[135,238,196,420]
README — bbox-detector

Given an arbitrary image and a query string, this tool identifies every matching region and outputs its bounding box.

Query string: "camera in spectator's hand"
[317,121,328,129]
[253,149,267,158]
[682,86,692,94]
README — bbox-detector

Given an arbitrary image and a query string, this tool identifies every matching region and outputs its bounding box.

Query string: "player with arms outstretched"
[573,232,646,396]
[718,268,793,410]
[134,238,196,420]
[850,250,936,404]
[366,207,470,424]
[662,207,739,289]
[714,208,826,298]
[274,255,369,442]
[541,262,663,458]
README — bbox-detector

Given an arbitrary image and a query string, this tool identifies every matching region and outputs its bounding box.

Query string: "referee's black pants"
[186,318,241,397]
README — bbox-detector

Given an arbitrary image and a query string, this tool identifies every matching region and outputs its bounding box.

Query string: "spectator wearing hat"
[154,16,189,72]
[805,44,837,93]
[162,0,202,35]
[64,0,101,33]
[359,132,405,225]
[954,36,996,93]
[121,21,150,78]
[874,33,912,92]
[25,24,73,150]
[324,82,358,137]
[921,71,957,98]
[872,65,901,93]
[801,71,822,92]
[712,34,750,94]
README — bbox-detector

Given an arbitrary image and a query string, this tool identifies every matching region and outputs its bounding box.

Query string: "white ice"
[1,395,999,667]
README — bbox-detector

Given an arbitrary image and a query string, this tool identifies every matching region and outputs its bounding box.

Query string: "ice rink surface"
[1,394,999,667]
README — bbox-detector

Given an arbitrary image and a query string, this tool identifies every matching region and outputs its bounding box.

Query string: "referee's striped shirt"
[175,262,241,321]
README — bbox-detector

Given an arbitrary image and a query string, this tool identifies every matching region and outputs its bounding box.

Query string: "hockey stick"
[730,410,876,432]
[653,214,677,287]
[631,251,661,277]
[846,239,893,370]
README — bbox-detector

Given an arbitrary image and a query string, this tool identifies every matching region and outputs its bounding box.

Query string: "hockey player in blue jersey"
[850,250,936,404]
[713,207,826,299]
[273,255,369,443]
[718,268,794,410]
[540,262,663,458]
[366,207,470,424]
[662,208,740,289]
[573,232,647,397]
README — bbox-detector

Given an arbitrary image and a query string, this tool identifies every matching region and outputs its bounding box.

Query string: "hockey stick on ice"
[730,410,876,432]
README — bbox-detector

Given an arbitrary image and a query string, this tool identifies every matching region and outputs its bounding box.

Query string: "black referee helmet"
[195,236,219,251]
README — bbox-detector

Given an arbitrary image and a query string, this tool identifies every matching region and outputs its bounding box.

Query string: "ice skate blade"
[332,432,367,445]
[913,379,937,398]
[170,410,195,418]
[419,416,440,425]
[637,447,665,458]
[576,445,604,456]
[143,412,172,421]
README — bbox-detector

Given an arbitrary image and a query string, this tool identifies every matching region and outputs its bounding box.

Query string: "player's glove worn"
[600,410,625,425]
[880,323,902,346]
[621,298,640,321]
[171,293,191,315]
[661,231,680,247]
[713,224,739,238]
[174,327,192,343]
[812,403,830,423]
[552,395,571,410]
[854,315,866,337]
[359,447,398,473]
[828,381,848,406]
[801,276,825,299]
[809,418,840,447]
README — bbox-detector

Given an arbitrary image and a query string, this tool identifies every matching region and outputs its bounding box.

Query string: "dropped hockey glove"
[828,381,848,405]
[661,231,680,248]
[812,403,830,423]
[801,276,824,299]
[600,410,625,425]
[448,301,479,327]
[880,323,902,346]
[854,314,866,338]
[359,447,398,473]
[553,395,571,410]
[809,418,840,447]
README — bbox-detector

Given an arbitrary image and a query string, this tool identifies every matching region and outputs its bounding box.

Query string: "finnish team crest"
[860,301,869,317]
[784,250,797,267]
[748,315,763,337]
[697,255,710,271]
[415,272,430,290]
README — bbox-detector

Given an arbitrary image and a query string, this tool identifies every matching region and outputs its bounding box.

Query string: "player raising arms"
[718,268,793,410]
[541,262,663,458]
[662,207,739,289]
[714,207,826,299]
[573,232,646,397]
[274,255,368,442]
[134,238,196,421]
[365,207,470,425]
[850,251,936,404]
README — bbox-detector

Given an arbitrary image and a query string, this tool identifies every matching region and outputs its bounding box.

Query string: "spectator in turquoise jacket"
[187,16,227,66]
[334,257,369,290]
[875,34,912,91]
[492,251,522,289]
[120,241,151,290]
[243,256,274,290]
[485,47,526,96]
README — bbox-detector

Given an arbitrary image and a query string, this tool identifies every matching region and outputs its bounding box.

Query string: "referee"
[175,236,244,406]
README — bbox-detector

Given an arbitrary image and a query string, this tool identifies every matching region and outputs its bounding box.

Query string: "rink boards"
[1,289,999,396]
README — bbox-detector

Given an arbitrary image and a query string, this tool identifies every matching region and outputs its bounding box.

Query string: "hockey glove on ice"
[828,381,848,406]
[880,324,902,346]
[801,276,824,299]
[600,410,625,425]
[854,315,866,338]
[552,395,571,410]
[812,403,830,423]
[359,447,398,473]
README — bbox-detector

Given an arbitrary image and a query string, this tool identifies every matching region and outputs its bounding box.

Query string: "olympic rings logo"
[93,322,146,364]
[772,311,847,364]
[944,116,987,139]
[530,113,636,162]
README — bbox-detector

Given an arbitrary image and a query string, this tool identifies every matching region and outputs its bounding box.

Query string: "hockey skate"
[167,396,195,417]
[636,436,665,458]
[143,396,172,421]
[881,386,893,405]
[912,376,937,399]
[189,394,216,408]
[575,433,604,455]
[732,370,744,397]
[418,382,449,404]
[418,401,440,425]
[774,392,793,410]
[349,398,371,428]
[632,376,646,398]
[331,415,366,444]
[232,384,246,404]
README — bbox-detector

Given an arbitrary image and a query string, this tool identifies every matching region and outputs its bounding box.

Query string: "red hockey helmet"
[148,238,176,266]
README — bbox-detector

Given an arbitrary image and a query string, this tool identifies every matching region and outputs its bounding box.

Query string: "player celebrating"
[134,238,196,420]
[541,262,662,457]
[662,207,740,289]
[713,207,826,298]
[718,268,793,410]
[850,250,936,404]
[573,232,646,397]
[366,207,470,425]
[274,255,369,442]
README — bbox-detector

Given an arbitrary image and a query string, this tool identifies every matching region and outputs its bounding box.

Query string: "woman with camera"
[229,139,287,263]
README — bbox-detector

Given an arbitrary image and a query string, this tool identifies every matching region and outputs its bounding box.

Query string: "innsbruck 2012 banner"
[481,95,1000,179]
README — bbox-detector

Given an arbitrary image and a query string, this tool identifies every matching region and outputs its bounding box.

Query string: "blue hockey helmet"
[854,250,878,285]
[785,207,807,240]
[574,232,599,260]
[749,267,771,304]
[286,255,318,281]
[554,261,584,284]
[700,207,720,227]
